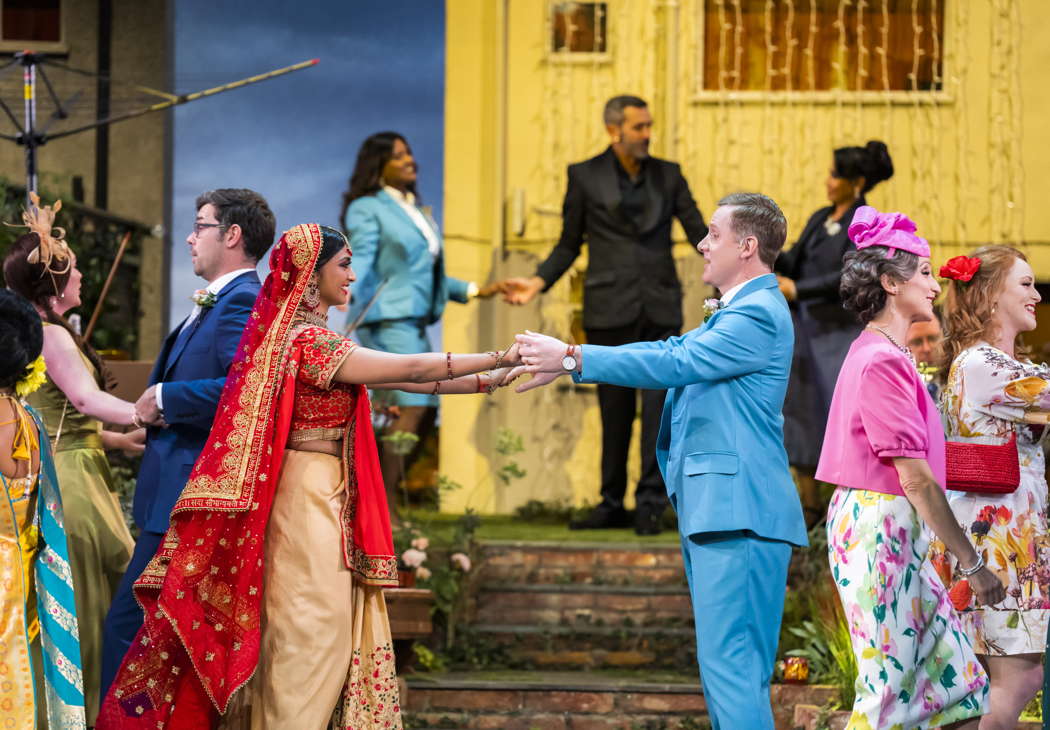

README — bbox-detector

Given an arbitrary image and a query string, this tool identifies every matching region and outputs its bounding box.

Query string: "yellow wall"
[442,0,1048,514]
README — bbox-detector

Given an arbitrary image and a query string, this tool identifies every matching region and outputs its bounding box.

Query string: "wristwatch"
[561,344,578,372]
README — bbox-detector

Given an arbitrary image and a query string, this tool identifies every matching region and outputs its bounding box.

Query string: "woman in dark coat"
[774,140,894,524]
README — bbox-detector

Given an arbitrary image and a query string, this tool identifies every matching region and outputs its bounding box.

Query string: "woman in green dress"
[2,197,143,722]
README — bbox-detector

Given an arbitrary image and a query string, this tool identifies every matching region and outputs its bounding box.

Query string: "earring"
[302,277,321,309]
[613,135,621,143]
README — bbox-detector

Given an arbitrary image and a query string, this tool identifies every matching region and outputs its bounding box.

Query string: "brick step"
[403,670,706,730]
[475,583,693,628]
[479,541,686,588]
[469,624,698,671]
[404,672,842,730]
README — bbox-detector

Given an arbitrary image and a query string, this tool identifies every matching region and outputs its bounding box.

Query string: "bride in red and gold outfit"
[97,223,519,729]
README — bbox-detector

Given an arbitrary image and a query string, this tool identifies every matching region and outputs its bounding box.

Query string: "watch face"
[562,355,577,371]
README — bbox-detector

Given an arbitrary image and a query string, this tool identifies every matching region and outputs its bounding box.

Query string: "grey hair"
[603,95,647,126]
[840,247,921,324]
[716,192,787,267]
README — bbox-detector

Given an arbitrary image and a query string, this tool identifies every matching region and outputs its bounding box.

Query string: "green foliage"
[0,177,149,356]
[784,596,857,708]
[381,429,420,456]
[411,642,447,672]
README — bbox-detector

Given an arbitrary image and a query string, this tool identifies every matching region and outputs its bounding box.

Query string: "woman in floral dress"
[816,207,1004,729]
[933,244,1049,727]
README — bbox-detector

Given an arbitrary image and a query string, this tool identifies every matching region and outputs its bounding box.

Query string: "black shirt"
[613,155,649,229]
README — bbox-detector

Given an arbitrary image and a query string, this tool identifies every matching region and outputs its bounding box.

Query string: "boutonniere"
[702,298,725,323]
[191,289,217,308]
[917,362,939,384]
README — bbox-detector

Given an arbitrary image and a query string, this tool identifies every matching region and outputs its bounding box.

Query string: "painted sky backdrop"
[170,0,445,326]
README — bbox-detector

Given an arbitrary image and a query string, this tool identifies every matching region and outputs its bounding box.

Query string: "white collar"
[719,274,763,307]
[383,185,416,206]
[205,267,255,296]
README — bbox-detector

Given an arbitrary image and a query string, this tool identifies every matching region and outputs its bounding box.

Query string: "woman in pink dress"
[816,206,1004,729]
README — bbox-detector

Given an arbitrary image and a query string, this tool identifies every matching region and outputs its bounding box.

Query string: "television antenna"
[0,51,319,202]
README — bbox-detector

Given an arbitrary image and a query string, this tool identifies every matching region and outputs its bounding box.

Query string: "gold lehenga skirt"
[229,449,401,730]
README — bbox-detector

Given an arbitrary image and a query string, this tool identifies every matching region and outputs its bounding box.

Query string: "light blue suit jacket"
[576,273,808,547]
[344,190,470,326]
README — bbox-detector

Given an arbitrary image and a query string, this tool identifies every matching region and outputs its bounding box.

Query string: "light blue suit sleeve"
[345,201,382,314]
[575,302,779,389]
[445,274,470,303]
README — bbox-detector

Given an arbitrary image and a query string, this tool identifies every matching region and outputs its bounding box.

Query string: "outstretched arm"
[517,305,779,390]
[374,367,520,395]
[43,325,136,426]
[334,344,521,386]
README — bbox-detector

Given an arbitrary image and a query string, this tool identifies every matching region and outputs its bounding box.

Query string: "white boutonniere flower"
[191,289,217,308]
[702,298,725,323]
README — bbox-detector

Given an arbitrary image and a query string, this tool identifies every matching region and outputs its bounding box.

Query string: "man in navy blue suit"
[100,188,275,697]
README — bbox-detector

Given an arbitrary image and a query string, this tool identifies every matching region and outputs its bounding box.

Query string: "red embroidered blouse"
[287,324,358,442]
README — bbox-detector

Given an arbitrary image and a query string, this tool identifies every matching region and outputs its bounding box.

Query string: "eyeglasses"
[192,222,226,236]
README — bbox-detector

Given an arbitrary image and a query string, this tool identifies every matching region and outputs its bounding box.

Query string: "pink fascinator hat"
[847,205,929,258]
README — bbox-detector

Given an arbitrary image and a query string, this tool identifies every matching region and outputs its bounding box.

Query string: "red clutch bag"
[945,431,1020,494]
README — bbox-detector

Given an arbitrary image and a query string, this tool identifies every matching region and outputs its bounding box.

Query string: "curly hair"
[0,289,44,391]
[839,246,921,324]
[938,245,1028,373]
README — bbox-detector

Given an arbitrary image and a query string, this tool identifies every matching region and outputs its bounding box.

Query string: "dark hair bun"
[864,140,894,186]
[0,289,44,390]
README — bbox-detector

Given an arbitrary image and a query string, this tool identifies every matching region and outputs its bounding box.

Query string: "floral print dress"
[819,333,988,729]
[931,342,1050,655]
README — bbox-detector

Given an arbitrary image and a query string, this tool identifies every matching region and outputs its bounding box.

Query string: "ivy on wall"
[0,177,150,357]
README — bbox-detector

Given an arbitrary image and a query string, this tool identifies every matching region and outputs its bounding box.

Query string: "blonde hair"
[938,245,1028,372]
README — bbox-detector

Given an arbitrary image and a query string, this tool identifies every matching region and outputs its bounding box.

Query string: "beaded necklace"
[866,324,917,369]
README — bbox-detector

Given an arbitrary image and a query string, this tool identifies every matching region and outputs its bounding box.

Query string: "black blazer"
[536,147,707,330]
[775,198,867,304]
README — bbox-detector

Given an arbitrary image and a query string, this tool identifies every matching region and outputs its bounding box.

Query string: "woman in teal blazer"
[341,131,497,502]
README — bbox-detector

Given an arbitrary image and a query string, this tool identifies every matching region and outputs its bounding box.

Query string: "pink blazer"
[816,330,946,495]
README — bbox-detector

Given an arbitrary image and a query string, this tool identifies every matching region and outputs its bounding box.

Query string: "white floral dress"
[931,343,1050,655]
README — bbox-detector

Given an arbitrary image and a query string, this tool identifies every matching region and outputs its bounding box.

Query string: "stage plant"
[389,427,528,667]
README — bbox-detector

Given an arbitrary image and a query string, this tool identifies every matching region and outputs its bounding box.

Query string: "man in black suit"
[503,95,707,534]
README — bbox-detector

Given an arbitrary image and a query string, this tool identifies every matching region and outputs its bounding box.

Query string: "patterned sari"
[97,224,398,729]
[1,398,85,729]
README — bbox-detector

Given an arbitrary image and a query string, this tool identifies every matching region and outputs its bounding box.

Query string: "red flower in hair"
[939,256,981,282]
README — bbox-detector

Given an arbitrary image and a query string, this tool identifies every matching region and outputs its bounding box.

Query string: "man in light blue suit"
[515,193,808,729]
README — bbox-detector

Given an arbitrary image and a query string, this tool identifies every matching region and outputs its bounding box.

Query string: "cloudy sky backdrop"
[169,1,445,325]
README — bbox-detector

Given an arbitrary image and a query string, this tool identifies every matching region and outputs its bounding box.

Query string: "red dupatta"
[96,223,396,729]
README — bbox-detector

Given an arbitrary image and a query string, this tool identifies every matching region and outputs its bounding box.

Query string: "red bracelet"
[431,381,441,395]
[446,351,454,380]
[475,374,484,393]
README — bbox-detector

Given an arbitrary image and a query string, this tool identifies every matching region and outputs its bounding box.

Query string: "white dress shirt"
[719,274,765,307]
[383,185,441,259]
[156,267,256,411]
[382,185,478,298]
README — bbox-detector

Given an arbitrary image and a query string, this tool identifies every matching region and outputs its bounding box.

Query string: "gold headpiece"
[11,192,71,277]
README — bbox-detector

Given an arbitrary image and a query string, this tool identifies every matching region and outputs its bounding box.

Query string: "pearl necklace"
[866,325,917,368]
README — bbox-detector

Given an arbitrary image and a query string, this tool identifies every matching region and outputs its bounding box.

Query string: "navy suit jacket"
[133,271,259,533]
[575,274,808,546]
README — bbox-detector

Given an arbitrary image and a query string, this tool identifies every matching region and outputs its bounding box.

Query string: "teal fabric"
[0,407,86,728]
[356,320,438,407]
[344,191,470,327]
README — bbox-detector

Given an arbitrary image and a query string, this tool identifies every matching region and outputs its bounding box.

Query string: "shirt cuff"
[466,282,480,299]
[155,383,164,412]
